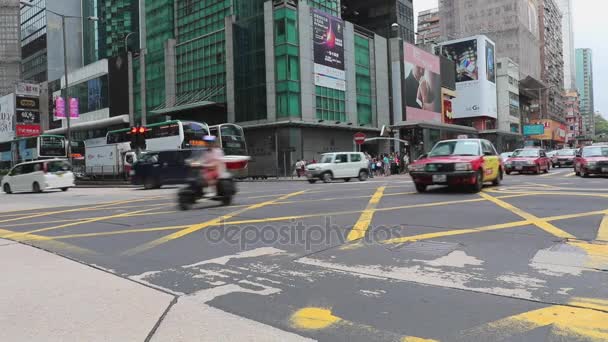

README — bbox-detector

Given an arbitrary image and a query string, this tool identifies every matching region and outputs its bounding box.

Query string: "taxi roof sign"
[457,135,468,139]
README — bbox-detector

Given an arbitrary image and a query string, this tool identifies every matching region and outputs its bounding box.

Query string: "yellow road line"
[121,190,308,256]
[457,298,608,341]
[0,228,96,255]
[51,225,191,240]
[479,192,575,239]
[487,188,608,198]
[597,215,608,242]
[347,187,386,241]
[2,205,167,239]
[383,209,608,245]
[0,197,165,224]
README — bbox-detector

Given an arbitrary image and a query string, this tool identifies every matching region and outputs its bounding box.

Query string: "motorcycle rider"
[198,135,225,196]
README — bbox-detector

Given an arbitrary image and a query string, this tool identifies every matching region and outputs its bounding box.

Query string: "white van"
[1,159,75,194]
[306,152,369,183]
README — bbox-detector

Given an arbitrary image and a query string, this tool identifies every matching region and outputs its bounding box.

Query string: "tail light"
[226,160,249,170]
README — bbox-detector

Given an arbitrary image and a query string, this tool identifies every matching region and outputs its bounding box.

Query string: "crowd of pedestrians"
[364,152,409,178]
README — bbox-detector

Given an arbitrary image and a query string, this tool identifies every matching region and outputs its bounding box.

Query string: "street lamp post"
[20,1,98,165]
[124,32,135,125]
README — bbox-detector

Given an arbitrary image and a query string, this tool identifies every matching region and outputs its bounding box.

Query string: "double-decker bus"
[0,135,67,169]
[106,120,210,150]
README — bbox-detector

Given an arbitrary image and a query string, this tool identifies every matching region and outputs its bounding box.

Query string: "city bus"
[209,123,249,177]
[105,120,211,150]
[0,135,67,169]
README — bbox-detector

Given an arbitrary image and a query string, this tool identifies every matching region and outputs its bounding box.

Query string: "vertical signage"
[15,93,41,137]
[403,43,442,123]
[0,94,15,142]
[55,96,66,119]
[312,9,345,91]
[69,98,79,119]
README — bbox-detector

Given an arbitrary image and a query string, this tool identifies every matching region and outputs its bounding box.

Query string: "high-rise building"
[563,89,581,144]
[555,0,575,90]
[416,8,440,47]
[496,58,521,134]
[20,0,84,83]
[576,48,595,138]
[538,0,564,122]
[0,0,21,96]
[342,0,415,43]
[82,0,140,65]
[439,0,543,81]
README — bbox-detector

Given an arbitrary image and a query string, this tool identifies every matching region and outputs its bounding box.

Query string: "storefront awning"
[479,130,522,137]
[239,120,381,132]
[149,86,224,115]
[43,114,130,135]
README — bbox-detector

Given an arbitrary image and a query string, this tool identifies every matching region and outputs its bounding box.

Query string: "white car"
[306,152,370,183]
[2,159,75,194]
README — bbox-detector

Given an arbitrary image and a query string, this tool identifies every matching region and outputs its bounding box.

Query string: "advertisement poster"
[437,36,497,119]
[0,94,15,142]
[16,125,41,137]
[486,40,496,83]
[55,96,65,119]
[439,39,478,82]
[69,97,80,119]
[403,43,442,123]
[312,9,346,91]
[529,119,567,142]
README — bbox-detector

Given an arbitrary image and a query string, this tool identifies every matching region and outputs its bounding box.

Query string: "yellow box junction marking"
[459,297,608,341]
[290,307,438,341]
[0,228,96,255]
[479,192,576,239]
[597,214,608,242]
[122,190,308,256]
[347,186,386,241]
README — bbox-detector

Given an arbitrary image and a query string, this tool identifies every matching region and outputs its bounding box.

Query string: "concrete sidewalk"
[0,239,175,342]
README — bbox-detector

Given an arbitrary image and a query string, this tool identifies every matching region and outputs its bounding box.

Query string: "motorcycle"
[177,156,250,211]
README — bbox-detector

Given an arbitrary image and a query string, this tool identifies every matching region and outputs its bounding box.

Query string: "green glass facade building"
[134,0,390,176]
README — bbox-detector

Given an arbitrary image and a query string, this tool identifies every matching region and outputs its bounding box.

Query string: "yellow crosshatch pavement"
[2,175,608,341]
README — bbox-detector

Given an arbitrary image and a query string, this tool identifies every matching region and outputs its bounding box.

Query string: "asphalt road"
[1,169,608,341]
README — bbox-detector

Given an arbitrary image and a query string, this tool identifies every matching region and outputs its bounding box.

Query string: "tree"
[596,114,608,140]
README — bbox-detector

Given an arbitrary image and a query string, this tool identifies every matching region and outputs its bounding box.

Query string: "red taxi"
[574,145,608,177]
[551,149,577,168]
[504,148,551,175]
[408,139,503,193]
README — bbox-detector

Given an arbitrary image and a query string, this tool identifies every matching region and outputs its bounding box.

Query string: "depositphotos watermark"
[203,217,402,251]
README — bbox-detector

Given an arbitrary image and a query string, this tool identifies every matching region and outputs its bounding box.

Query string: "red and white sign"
[354,132,366,145]
[16,124,41,137]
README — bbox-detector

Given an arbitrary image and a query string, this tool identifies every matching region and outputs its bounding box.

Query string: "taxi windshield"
[428,141,480,157]
[512,149,540,157]
[556,149,575,156]
[582,147,608,157]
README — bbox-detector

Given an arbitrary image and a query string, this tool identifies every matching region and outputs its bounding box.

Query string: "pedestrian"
[383,154,390,176]
[403,153,410,174]
[366,153,374,178]
[295,160,304,178]
[376,159,383,176]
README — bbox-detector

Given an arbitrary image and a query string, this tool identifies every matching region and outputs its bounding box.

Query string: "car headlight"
[587,162,597,168]
[454,163,473,171]
[505,162,512,167]
[409,164,425,172]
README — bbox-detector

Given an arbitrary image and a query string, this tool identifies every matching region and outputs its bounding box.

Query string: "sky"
[413,0,606,117]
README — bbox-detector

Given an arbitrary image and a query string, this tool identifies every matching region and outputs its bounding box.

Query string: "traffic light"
[130,126,147,150]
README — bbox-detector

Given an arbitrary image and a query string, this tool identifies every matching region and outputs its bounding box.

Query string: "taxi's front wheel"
[470,171,484,193]
[415,183,427,193]
[492,169,503,186]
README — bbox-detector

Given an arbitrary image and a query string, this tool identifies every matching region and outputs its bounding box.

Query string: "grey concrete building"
[439,0,542,82]
[555,0,575,90]
[539,0,564,122]
[20,0,84,83]
[576,48,595,138]
[496,58,521,134]
[0,0,21,96]
[416,7,440,47]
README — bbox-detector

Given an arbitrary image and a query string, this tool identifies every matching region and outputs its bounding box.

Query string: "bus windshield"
[182,122,209,148]
[219,125,247,155]
[39,136,66,158]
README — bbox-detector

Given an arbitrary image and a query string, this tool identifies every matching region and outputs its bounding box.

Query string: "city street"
[1,170,608,341]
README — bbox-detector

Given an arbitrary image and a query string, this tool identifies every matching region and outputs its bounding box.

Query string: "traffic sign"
[354,132,366,145]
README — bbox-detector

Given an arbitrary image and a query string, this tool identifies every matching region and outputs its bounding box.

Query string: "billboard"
[15,82,41,97]
[403,43,442,123]
[523,124,544,136]
[529,120,567,142]
[438,36,497,119]
[312,9,345,91]
[0,94,15,142]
